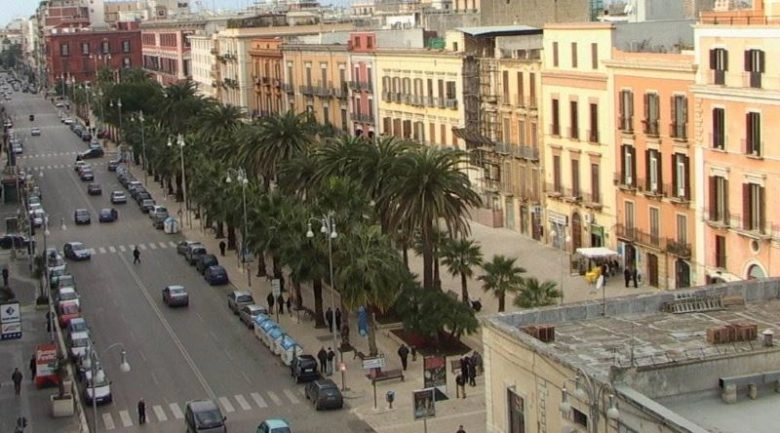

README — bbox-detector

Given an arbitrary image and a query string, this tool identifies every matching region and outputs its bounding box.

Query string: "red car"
[58,301,81,327]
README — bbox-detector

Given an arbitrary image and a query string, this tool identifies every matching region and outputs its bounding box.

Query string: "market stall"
[574,247,620,283]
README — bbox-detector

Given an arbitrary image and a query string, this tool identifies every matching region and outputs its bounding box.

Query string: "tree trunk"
[498,292,505,312]
[421,223,434,290]
[257,254,267,277]
[227,224,237,250]
[272,258,282,281]
[312,278,326,328]
[293,280,303,310]
[402,247,409,270]
[216,221,225,239]
[166,177,174,195]
[460,272,469,303]
[175,173,183,202]
[433,244,441,290]
[367,307,378,356]
[339,300,352,352]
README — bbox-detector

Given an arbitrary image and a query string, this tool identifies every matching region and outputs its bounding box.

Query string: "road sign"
[1,301,21,340]
[361,355,386,370]
[272,279,281,297]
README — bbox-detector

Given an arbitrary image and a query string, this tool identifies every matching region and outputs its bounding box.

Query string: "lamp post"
[110,98,123,152]
[560,370,620,433]
[134,112,147,183]
[550,230,572,305]
[306,213,345,391]
[226,168,250,287]
[68,76,75,106]
[168,134,190,228]
[89,343,130,433]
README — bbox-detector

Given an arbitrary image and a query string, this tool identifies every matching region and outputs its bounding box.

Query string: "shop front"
[547,211,568,250]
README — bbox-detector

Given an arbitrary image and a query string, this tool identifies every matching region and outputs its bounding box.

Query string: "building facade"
[141,21,200,86]
[248,38,285,118]
[480,0,596,27]
[347,32,377,139]
[541,23,616,253]
[694,0,780,283]
[188,34,218,98]
[605,50,696,290]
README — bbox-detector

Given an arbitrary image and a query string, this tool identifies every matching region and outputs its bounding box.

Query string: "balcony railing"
[663,182,689,202]
[704,207,731,227]
[618,115,633,134]
[512,145,539,161]
[586,129,599,144]
[636,177,663,196]
[615,224,666,250]
[669,122,687,141]
[299,85,314,96]
[333,83,348,99]
[281,83,294,93]
[642,119,660,137]
[445,98,458,109]
[666,239,692,258]
[567,127,580,141]
[709,132,726,150]
[353,113,375,123]
[741,138,762,157]
[545,182,563,196]
[711,69,726,85]
[743,71,762,89]
[582,191,602,207]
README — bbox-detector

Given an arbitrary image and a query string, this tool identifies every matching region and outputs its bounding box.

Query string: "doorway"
[675,259,690,288]
[646,253,658,287]
[571,212,582,250]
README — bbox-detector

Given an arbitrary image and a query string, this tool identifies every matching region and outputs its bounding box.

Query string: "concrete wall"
[613,20,694,52]
[481,0,591,27]
[422,11,480,36]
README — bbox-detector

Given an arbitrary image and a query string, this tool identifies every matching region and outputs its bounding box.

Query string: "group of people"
[266,292,291,315]
[324,307,343,333]
[455,352,481,399]
[316,346,337,375]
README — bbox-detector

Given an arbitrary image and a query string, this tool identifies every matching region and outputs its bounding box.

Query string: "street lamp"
[110,98,122,152]
[89,343,130,433]
[226,168,250,287]
[135,112,147,183]
[550,230,572,305]
[168,134,190,228]
[560,370,620,433]
[306,213,346,391]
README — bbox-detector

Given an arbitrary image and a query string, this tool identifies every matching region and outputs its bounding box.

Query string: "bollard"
[386,390,395,409]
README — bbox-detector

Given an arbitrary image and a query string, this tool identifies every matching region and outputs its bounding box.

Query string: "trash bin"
[279,336,303,365]
[259,321,280,348]
[252,314,271,340]
[268,328,285,355]
[163,217,179,234]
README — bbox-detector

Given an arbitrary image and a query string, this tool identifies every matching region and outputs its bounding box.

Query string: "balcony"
[436,98,446,109]
[549,123,561,137]
[743,71,762,89]
[560,187,583,203]
[582,192,602,209]
[709,132,726,150]
[669,122,687,142]
[666,239,692,259]
[636,177,664,197]
[314,82,332,98]
[333,83,348,99]
[618,116,634,135]
[664,183,689,203]
[281,83,294,94]
[381,92,391,102]
[353,113,375,123]
[512,145,539,161]
[521,188,541,203]
[711,69,725,85]
[425,97,436,108]
[615,173,637,191]
[586,129,599,144]
[741,138,763,157]
[483,179,501,192]
[567,127,580,141]
[732,213,770,239]
[642,119,660,138]
[615,224,666,250]
[494,142,511,154]
[359,81,373,93]
[704,207,731,228]
[445,98,458,110]
[545,182,563,198]
[299,85,314,96]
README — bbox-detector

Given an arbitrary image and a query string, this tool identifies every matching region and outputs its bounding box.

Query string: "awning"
[575,247,619,259]
[452,127,493,146]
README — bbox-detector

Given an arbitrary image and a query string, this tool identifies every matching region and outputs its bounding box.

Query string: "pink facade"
[141,24,194,85]
[348,32,376,139]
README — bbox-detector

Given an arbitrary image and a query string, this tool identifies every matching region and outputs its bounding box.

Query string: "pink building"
[140,21,199,85]
[347,32,377,139]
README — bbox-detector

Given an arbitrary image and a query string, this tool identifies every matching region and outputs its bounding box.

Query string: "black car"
[0,234,29,250]
[152,214,166,230]
[87,183,102,196]
[74,209,91,225]
[139,199,155,213]
[185,245,207,265]
[304,379,344,410]
[81,133,92,142]
[28,114,34,121]
[79,169,94,181]
[204,265,229,285]
[291,354,320,383]
[195,254,219,274]
[98,208,118,223]
[78,147,104,159]
[107,158,121,171]
[134,191,152,205]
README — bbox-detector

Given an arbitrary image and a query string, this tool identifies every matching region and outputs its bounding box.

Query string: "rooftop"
[455,25,541,37]
[659,389,780,433]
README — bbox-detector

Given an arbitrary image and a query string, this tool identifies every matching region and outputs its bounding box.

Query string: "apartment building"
[605,50,696,289]
[282,42,350,130]
[141,21,199,86]
[348,32,377,139]
[249,38,285,117]
[693,0,780,283]
[189,33,218,98]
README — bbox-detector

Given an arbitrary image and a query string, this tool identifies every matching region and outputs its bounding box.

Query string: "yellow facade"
[374,50,464,148]
[282,44,350,130]
[249,38,285,117]
[541,23,616,252]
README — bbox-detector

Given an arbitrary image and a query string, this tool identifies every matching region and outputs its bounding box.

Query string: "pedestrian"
[632,267,639,288]
[29,355,35,382]
[132,246,140,264]
[317,347,327,373]
[11,368,23,395]
[471,351,483,374]
[45,311,52,333]
[624,267,631,288]
[335,308,342,332]
[219,240,226,257]
[466,357,476,386]
[459,356,468,376]
[2,266,8,286]
[137,398,146,424]
[267,293,275,311]
[600,263,608,283]
[286,296,292,316]
[325,307,334,331]
[327,347,336,375]
[277,294,285,314]
[397,344,410,370]
[456,425,466,433]
[455,372,466,399]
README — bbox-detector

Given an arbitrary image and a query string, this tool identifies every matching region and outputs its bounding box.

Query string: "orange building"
[347,32,377,140]
[248,38,285,118]
[605,49,696,289]
[693,0,780,283]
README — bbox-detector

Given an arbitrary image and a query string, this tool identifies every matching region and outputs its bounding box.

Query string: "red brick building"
[45,23,142,85]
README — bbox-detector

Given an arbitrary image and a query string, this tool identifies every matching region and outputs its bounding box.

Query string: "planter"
[50,394,74,417]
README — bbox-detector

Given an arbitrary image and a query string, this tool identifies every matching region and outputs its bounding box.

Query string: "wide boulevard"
[8,92,373,433]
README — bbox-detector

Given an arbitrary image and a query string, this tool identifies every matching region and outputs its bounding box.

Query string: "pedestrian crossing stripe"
[102,413,115,430]
[109,246,116,253]
[219,396,235,413]
[283,389,300,404]
[119,410,132,427]
[251,392,268,408]
[71,241,181,256]
[267,391,283,406]
[148,243,157,250]
[118,245,127,252]
[235,394,252,411]
[169,402,184,419]
[153,405,167,422]
[138,244,148,251]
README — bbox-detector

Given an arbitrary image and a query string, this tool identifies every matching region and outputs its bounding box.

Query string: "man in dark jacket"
[397,344,410,370]
[317,347,328,373]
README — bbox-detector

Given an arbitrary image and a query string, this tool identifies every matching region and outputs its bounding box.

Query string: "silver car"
[163,285,189,307]
[239,304,269,328]
[228,291,254,315]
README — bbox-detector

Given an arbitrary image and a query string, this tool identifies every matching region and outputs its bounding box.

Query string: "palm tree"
[159,79,204,135]
[514,277,561,308]
[195,102,244,152]
[382,147,482,290]
[478,255,526,312]
[440,238,483,303]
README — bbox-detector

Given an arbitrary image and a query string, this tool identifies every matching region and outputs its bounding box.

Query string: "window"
[621,145,636,187]
[101,40,110,54]
[516,72,524,106]
[591,43,598,69]
[81,42,89,55]
[551,99,560,136]
[649,208,660,245]
[572,408,588,428]
[618,90,633,132]
[645,149,661,193]
[670,95,688,140]
[590,163,600,203]
[625,201,635,231]
[353,37,361,48]
[569,100,579,140]
[552,155,561,193]
[745,112,761,155]
[305,64,312,86]
[672,153,689,200]
[528,73,536,105]
[712,108,725,149]
[60,43,70,56]
[287,63,294,86]
[715,235,727,268]
[502,70,509,101]
[123,57,131,68]
[507,390,525,433]
[530,122,537,147]
[744,49,764,88]
[743,183,765,232]
[122,40,130,53]
[643,93,660,137]
[366,66,372,88]
[571,42,578,68]
[552,42,559,67]
[445,81,456,100]
[571,159,580,197]
[320,63,328,87]
[677,214,688,243]
[366,37,373,49]
[588,103,598,143]
[518,120,526,145]
[709,48,728,85]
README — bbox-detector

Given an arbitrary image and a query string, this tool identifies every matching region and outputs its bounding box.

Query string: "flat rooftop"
[659,390,780,433]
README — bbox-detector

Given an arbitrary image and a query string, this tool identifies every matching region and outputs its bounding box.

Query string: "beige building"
[189,33,219,99]
[483,279,780,433]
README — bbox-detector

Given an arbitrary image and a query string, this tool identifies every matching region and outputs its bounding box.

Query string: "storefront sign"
[547,211,568,226]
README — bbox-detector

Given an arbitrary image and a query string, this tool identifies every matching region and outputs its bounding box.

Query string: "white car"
[63,118,74,125]
[30,208,46,228]
[68,331,91,360]
[83,369,112,405]
[31,127,41,136]
[57,287,80,308]
[149,205,168,220]
[74,160,88,172]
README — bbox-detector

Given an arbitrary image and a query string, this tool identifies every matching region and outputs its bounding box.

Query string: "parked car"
[162,285,189,307]
[290,354,320,383]
[87,183,102,195]
[83,370,112,405]
[256,419,291,433]
[107,158,121,171]
[227,291,254,314]
[73,209,91,225]
[204,265,229,285]
[78,147,104,159]
[67,317,88,336]
[68,331,91,361]
[195,254,219,274]
[152,214,166,230]
[239,304,268,328]
[57,300,81,327]
[139,198,155,213]
[177,241,200,255]
[30,127,41,136]
[56,286,80,308]
[184,400,227,433]
[63,241,92,261]
[185,244,207,265]
[304,379,344,410]
[98,208,118,223]
[0,234,29,250]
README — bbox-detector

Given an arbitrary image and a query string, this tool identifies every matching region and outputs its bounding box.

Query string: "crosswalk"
[100,388,306,431]
[85,241,180,256]
[18,151,80,159]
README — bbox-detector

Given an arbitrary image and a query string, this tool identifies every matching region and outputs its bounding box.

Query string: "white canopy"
[575,247,619,259]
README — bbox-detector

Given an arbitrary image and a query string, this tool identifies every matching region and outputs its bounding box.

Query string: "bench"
[354,351,368,360]
[719,370,780,403]
[371,369,404,383]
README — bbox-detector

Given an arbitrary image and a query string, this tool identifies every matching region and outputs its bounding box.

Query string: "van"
[185,400,227,433]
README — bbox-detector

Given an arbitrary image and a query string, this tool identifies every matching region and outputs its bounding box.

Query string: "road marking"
[283,389,300,404]
[149,243,158,250]
[109,246,116,253]
[119,245,126,252]
[153,405,167,422]
[159,241,168,248]
[169,402,184,419]
[267,391,283,406]
[102,413,115,430]
[98,247,106,254]
[242,371,251,384]
[151,371,159,385]
[251,392,268,408]
[225,350,234,361]
[119,410,133,427]
[138,244,148,251]
[87,248,96,255]
[219,396,235,413]
[235,394,252,411]
[168,241,178,247]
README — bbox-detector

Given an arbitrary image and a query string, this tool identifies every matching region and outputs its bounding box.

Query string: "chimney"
[763,329,774,347]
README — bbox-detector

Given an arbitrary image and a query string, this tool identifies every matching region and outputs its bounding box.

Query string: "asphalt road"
[10,93,372,433]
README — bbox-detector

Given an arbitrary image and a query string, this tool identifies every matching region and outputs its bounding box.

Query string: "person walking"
[286,297,292,316]
[624,266,631,288]
[45,311,52,333]
[2,266,8,287]
[325,307,334,332]
[455,372,466,399]
[326,347,336,375]
[267,293,275,311]
[456,425,466,433]
[132,246,141,264]
[28,355,35,382]
[317,347,328,374]
[277,294,285,314]
[397,344,410,371]
[466,357,477,386]
[632,267,639,288]
[137,398,146,424]
[335,308,342,333]
[11,368,23,395]
[219,240,226,257]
